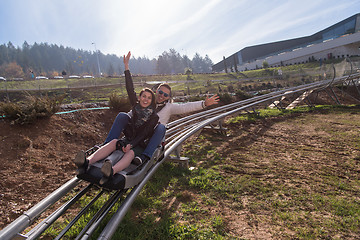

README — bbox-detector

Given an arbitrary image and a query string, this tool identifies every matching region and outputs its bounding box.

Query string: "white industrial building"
[212,13,360,72]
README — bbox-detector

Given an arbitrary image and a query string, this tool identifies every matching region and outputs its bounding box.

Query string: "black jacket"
[122,70,159,148]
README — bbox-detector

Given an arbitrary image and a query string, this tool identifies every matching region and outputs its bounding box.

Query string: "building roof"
[212,13,360,72]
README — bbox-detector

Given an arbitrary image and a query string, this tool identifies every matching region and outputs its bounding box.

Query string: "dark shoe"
[75,151,89,175]
[132,154,150,166]
[100,160,113,185]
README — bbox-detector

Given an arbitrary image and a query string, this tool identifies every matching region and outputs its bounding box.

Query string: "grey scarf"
[134,104,154,128]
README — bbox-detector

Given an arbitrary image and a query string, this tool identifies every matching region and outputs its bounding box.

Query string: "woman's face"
[138,91,153,108]
[156,86,171,103]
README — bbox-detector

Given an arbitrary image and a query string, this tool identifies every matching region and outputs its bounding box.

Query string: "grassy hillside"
[0,58,355,104]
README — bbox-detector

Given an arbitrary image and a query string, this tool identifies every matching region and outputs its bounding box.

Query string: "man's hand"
[204,94,220,107]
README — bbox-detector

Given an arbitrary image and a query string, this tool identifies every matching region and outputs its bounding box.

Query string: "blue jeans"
[105,112,166,158]
[142,123,166,158]
[105,112,130,143]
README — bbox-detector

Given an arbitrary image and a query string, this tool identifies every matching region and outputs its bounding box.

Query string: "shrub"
[218,92,234,104]
[262,61,269,68]
[235,90,252,100]
[0,94,64,125]
[108,93,131,111]
[187,95,204,102]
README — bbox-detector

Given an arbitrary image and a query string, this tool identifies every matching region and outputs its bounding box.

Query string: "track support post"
[203,119,227,135]
[166,144,189,168]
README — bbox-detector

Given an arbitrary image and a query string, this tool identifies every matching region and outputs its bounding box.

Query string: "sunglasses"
[157,89,170,98]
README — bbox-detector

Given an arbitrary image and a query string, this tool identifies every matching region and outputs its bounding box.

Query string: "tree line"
[0,41,214,79]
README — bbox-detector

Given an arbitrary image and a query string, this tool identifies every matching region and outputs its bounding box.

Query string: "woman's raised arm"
[123,51,131,71]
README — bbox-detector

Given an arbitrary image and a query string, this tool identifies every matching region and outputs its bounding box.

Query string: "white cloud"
[206,0,360,62]
[1,0,359,63]
[101,0,224,58]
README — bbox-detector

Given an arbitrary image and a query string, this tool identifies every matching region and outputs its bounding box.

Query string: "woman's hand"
[204,94,220,107]
[123,51,131,70]
[122,144,132,153]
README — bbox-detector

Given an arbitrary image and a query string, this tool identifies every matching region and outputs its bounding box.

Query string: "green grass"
[182,106,359,239]
[226,104,360,124]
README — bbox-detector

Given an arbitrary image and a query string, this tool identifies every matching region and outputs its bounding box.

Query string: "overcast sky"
[1,0,359,63]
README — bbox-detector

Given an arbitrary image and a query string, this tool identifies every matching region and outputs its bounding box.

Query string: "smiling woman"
[74,52,159,185]
[138,88,155,108]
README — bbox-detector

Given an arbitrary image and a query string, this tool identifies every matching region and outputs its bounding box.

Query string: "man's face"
[156,86,171,103]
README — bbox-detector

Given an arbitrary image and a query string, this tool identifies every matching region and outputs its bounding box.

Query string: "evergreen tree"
[192,53,203,73]
[107,63,115,76]
[0,42,214,77]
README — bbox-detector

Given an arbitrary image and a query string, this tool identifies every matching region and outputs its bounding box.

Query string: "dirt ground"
[0,109,119,229]
[194,107,360,239]
[0,87,359,231]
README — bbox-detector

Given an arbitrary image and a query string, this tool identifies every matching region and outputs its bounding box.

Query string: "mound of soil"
[0,109,118,228]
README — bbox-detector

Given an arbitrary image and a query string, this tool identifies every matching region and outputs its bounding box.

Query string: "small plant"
[218,92,234,104]
[108,93,131,111]
[187,95,203,102]
[185,67,193,80]
[235,90,252,100]
[0,94,64,125]
[262,61,269,68]
[211,215,226,235]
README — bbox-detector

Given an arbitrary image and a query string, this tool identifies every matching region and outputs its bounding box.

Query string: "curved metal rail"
[1,63,359,240]
[97,72,360,240]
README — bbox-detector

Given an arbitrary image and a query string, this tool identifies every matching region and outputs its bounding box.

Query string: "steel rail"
[165,75,349,140]
[53,188,106,240]
[165,87,302,137]
[76,190,125,240]
[25,183,93,240]
[165,73,360,156]
[0,177,81,240]
[166,73,355,137]
[97,72,360,240]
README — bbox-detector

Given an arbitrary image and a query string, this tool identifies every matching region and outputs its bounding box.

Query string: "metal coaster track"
[1,62,359,240]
